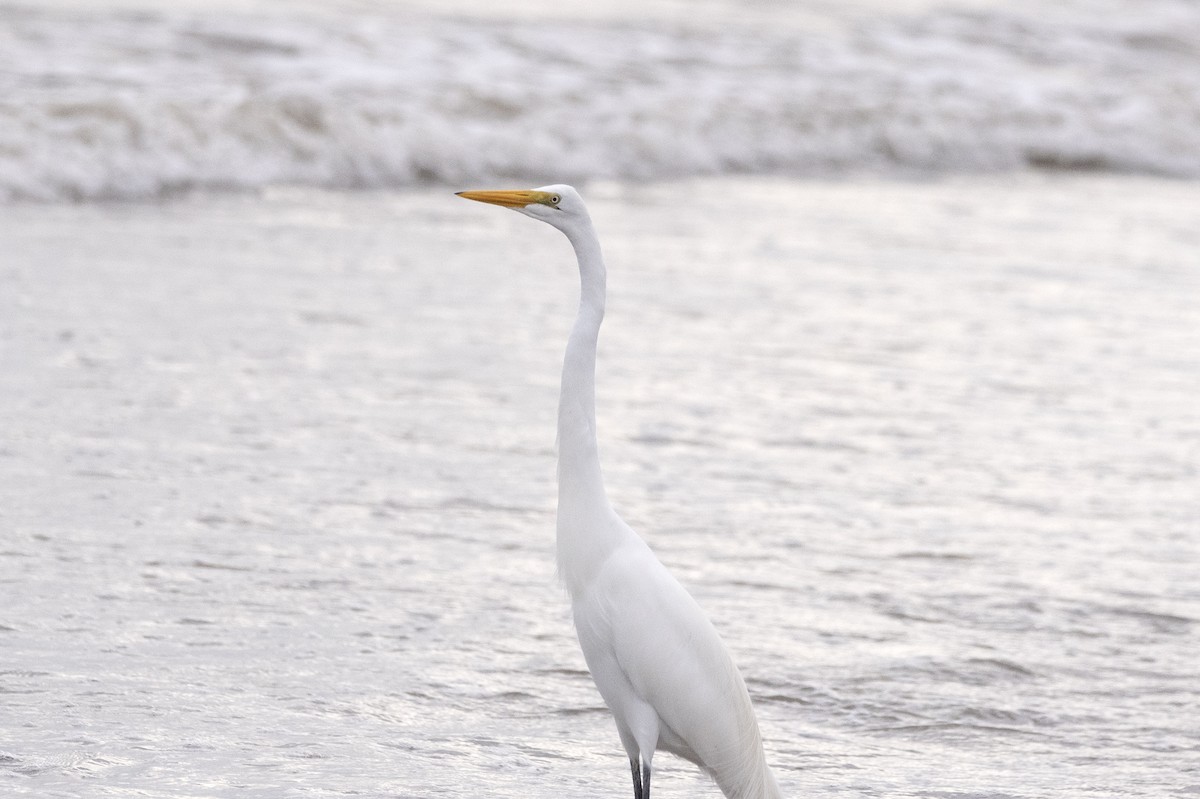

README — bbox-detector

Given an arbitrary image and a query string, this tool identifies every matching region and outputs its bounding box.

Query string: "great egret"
[457,185,783,799]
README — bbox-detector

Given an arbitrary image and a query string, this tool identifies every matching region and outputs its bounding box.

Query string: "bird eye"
[550,194,561,206]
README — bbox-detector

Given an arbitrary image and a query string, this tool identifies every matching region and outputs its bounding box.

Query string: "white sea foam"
[2,2,1199,201]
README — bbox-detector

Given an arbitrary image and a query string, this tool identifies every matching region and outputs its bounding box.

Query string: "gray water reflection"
[1,176,1197,798]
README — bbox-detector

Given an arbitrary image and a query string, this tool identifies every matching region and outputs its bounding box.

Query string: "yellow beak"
[456,189,554,208]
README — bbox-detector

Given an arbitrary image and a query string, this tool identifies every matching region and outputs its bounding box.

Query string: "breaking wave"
[2,2,1199,201]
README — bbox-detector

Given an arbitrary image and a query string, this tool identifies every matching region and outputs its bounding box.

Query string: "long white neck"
[555,216,626,594]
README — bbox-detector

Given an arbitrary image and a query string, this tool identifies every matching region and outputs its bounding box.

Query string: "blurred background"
[1,1,1198,798]
[4,0,1200,200]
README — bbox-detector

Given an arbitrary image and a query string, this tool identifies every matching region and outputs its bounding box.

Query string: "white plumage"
[458,184,783,799]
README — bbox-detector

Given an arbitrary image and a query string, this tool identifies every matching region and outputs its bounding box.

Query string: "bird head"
[456,184,587,234]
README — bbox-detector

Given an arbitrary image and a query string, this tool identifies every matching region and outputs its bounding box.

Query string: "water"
[2,174,1198,797]
[3,0,1200,794]
[3,0,1200,201]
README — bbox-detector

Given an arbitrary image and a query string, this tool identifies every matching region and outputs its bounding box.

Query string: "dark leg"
[642,759,651,799]
[630,757,643,799]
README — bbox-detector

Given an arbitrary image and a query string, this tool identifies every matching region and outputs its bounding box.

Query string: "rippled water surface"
[2,176,1198,797]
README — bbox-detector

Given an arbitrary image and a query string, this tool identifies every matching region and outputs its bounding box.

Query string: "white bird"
[457,185,783,799]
